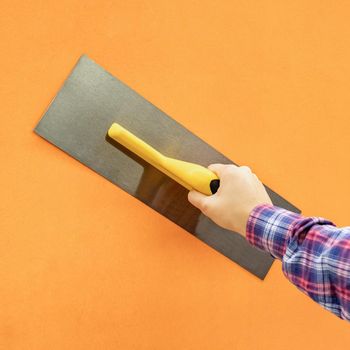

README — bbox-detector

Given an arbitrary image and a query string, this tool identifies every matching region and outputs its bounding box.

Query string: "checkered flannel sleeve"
[246,203,350,321]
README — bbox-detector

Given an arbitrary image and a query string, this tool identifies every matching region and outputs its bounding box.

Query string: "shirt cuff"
[246,203,303,260]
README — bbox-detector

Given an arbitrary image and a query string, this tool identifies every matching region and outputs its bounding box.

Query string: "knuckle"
[240,165,252,173]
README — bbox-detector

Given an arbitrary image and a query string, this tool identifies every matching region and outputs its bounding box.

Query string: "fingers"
[208,163,255,184]
[208,163,237,176]
[188,190,211,213]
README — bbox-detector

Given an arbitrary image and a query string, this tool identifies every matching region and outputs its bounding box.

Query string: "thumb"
[188,190,210,212]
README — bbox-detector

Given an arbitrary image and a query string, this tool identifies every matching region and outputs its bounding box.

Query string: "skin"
[188,164,272,237]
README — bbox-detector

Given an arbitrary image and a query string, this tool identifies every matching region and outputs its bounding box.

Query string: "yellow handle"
[107,123,219,195]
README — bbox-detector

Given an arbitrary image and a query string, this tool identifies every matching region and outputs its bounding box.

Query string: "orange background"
[1,1,350,349]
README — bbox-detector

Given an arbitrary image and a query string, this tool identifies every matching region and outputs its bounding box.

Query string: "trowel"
[35,55,300,279]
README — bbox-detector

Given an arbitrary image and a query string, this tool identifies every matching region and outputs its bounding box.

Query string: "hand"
[188,164,272,236]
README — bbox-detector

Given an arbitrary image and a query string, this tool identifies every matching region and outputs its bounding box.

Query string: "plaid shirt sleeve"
[246,203,350,321]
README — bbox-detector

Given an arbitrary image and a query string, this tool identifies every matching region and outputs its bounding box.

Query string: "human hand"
[188,164,272,237]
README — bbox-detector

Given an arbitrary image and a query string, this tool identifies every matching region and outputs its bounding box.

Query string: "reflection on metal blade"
[34,55,300,279]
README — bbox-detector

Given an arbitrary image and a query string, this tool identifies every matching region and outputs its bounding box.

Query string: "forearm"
[246,204,350,321]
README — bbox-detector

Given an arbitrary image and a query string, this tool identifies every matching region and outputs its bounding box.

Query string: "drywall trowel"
[34,55,300,279]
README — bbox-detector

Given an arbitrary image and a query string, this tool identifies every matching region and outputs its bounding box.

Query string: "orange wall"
[1,1,349,349]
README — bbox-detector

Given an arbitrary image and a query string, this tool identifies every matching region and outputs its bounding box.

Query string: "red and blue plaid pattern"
[246,204,350,321]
